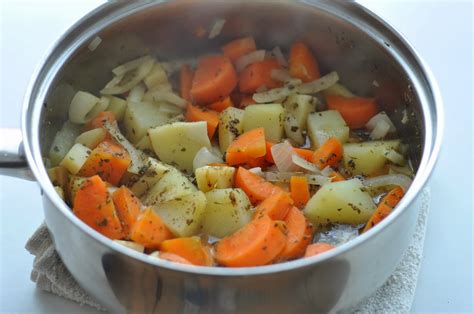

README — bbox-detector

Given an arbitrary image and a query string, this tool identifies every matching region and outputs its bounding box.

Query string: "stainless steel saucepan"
[0,1,443,312]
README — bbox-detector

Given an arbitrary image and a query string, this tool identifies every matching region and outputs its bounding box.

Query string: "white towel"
[25,189,430,313]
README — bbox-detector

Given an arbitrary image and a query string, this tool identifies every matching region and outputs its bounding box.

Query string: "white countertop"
[1,1,472,312]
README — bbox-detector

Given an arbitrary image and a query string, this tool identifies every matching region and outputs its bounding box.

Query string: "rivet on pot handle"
[0,128,35,180]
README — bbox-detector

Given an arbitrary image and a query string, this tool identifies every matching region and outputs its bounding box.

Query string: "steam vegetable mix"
[47,35,413,267]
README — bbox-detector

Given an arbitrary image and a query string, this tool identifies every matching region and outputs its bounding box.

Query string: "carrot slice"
[73,175,123,239]
[304,242,335,257]
[130,208,173,250]
[160,237,213,266]
[185,103,220,138]
[289,42,321,82]
[326,95,378,129]
[312,137,343,169]
[112,186,141,238]
[278,207,313,260]
[254,192,293,221]
[214,214,287,267]
[180,64,194,101]
[234,167,284,204]
[265,141,314,163]
[190,55,238,104]
[78,140,131,186]
[290,176,310,208]
[208,96,233,112]
[239,94,255,108]
[239,59,282,93]
[246,155,270,169]
[362,186,404,233]
[329,171,345,182]
[222,37,257,62]
[84,111,116,131]
[226,128,266,166]
[159,252,193,265]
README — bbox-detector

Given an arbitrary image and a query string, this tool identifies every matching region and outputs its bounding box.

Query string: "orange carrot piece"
[78,140,131,186]
[312,137,343,169]
[84,111,116,131]
[73,175,123,240]
[159,252,193,265]
[239,59,282,93]
[254,192,293,221]
[278,207,313,260]
[289,42,321,82]
[130,208,173,250]
[246,155,270,169]
[265,141,313,163]
[326,95,378,129]
[226,128,266,166]
[304,242,335,257]
[362,186,404,233]
[190,55,238,104]
[214,214,286,267]
[329,171,345,182]
[234,167,285,204]
[185,103,220,138]
[208,96,233,112]
[112,186,141,238]
[222,37,257,62]
[290,176,310,208]
[160,237,213,266]
[239,94,255,108]
[180,64,194,101]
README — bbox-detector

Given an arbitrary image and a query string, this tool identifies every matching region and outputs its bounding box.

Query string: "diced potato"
[202,188,253,238]
[149,121,211,173]
[135,134,153,152]
[105,96,127,121]
[153,191,207,237]
[75,128,107,149]
[142,168,196,205]
[304,179,376,227]
[143,63,169,90]
[47,166,69,191]
[195,166,235,192]
[283,94,315,145]
[129,158,172,197]
[218,107,245,153]
[59,143,91,175]
[124,101,173,143]
[114,240,145,253]
[68,176,87,204]
[343,140,400,176]
[307,110,349,148]
[243,104,284,142]
[48,121,82,166]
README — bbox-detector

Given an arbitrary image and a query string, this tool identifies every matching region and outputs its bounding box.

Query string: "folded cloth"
[26,189,430,313]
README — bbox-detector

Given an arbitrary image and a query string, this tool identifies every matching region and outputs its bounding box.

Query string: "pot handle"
[0,128,35,180]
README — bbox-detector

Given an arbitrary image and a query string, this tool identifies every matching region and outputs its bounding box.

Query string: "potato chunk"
[195,166,235,192]
[218,107,245,153]
[129,158,171,197]
[343,140,400,176]
[149,121,211,173]
[304,179,376,228]
[202,189,253,238]
[243,104,284,142]
[123,101,172,143]
[307,110,349,148]
[283,94,315,145]
[142,168,196,205]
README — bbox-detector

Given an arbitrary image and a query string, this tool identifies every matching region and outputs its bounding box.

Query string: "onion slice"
[320,166,334,177]
[235,50,266,72]
[271,46,288,67]
[265,171,304,182]
[88,36,102,51]
[145,91,187,108]
[295,71,339,94]
[385,149,406,166]
[271,141,300,172]
[292,154,321,173]
[366,112,396,133]
[249,167,264,177]
[193,147,223,172]
[208,18,226,39]
[306,174,331,186]
[103,121,147,174]
[362,174,413,192]
[253,86,291,103]
[369,118,391,140]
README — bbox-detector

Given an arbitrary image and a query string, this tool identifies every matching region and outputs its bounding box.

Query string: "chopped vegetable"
[289,42,320,82]
[218,107,245,153]
[295,71,339,95]
[290,176,310,208]
[160,237,213,266]
[235,50,266,72]
[208,96,233,112]
[234,167,284,204]
[154,252,193,265]
[84,111,116,131]
[130,207,173,249]
[195,165,235,192]
[243,104,285,143]
[112,186,141,238]
[193,147,224,172]
[304,242,335,258]
[186,104,220,138]
[326,95,378,129]
[180,64,194,101]
[254,192,293,221]
[278,207,313,260]
[239,59,282,93]
[226,128,266,166]
[222,36,257,62]
[59,143,91,175]
[312,137,343,169]
[362,174,412,192]
[362,186,404,233]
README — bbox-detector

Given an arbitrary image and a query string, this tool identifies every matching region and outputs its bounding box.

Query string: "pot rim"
[21,0,443,276]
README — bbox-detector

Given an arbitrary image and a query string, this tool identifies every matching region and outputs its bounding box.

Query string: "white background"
[0,1,472,312]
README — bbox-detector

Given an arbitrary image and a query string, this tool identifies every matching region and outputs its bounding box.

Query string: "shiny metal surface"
[0,128,33,179]
[2,0,443,312]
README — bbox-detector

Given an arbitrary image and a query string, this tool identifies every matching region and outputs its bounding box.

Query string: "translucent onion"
[320,166,334,177]
[235,50,266,72]
[127,83,146,102]
[88,36,102,51]
[68,91,100,124]
[272,46,288,67]
[249,167,264,177]
[264,171,304,182]
[306,174,331,186]
[112,55,152,76]
[295,71,339,94]
[369,118,391,140]
[271,141,300,172]
[103,121,147,174]
[292,154,321,173]
[208,18,226,39]
[388,164,414,177]
[366,112,396,133]
[385,149,406,166]
[253,86,291,103]
[193,147,223,172]
[146,91,187,108]
[362,174,413,192]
